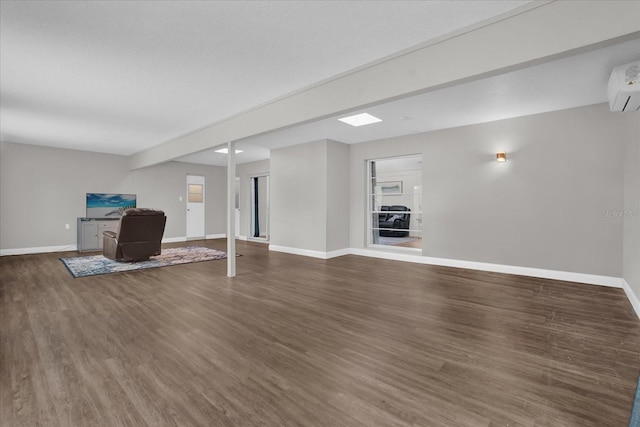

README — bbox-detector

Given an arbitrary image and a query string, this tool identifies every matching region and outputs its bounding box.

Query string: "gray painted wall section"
[0,142,131,250]
[132,161,227,239]
[1,104,635,288]
[350,104,630,277]
[623,114,640,301]
[270,139,349,253]
[0,141,226,251]
[325,140,350,252]
[270,140,328,252]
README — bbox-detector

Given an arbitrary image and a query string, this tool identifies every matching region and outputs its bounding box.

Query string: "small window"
[188,184,203,203]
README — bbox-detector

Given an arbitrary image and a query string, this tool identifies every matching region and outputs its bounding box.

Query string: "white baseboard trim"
[621,279,640,319]
[327,248,353,259]
[206,234,226,240]
[350,248,623,288]
[163,237,188,243]
[267,246,623,289]
[206,234,256,242]
[248,238,270,245]
[169,234,227,242]
[269,245,326,259]
[0,244,78,256]
[327,248,351,259]
[269,245,350,260]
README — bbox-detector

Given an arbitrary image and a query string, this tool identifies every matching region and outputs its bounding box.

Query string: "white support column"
[226,141,236,277]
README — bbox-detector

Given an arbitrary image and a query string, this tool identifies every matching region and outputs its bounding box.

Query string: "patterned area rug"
[61,246,228,278]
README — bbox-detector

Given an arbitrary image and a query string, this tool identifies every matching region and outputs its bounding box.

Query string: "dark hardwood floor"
[1,240,639,426]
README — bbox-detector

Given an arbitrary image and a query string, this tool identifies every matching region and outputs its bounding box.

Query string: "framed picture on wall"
[376,181,403,195]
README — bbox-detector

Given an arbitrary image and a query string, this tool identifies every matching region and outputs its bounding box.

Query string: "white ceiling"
[176,37,639,166]
[0,0,531,156]
[2,1,638,168]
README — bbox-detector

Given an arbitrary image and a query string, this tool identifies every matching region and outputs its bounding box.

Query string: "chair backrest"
[378,205,390,221]
[116,208,166,243]
[384,205,411,220]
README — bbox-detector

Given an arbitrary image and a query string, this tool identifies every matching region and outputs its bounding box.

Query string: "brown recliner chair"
[103,208,166,262]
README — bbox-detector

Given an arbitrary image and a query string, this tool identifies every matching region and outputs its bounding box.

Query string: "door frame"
[186,174,205,240]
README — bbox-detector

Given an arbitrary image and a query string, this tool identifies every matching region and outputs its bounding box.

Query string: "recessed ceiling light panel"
[338,113,382,127]
[214,148,243,154]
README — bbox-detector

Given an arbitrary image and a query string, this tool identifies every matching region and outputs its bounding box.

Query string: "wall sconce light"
[496,151,507,162]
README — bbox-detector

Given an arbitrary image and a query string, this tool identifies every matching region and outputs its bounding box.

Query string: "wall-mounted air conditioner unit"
[608,60,640,112]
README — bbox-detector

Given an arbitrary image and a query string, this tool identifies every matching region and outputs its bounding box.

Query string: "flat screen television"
[86,193,137,219]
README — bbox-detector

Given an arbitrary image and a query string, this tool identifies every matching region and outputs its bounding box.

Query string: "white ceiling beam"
[130,0,640,170]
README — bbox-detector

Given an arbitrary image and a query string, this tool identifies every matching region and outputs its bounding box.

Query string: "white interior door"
[186,175,205,240]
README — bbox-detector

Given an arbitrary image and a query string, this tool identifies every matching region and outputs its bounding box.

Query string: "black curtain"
[253,177,260,237]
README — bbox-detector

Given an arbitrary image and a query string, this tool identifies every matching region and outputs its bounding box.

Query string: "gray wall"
[350,103,631,277]
[0,141,226,251]
[236,159,270,239]
[271,140,328,252]
[271,139,350,254]
[2,103,636,286]
[623,114,640,299]
[0,142,131,250]
[133,161,227,239]
[325,140,350,252]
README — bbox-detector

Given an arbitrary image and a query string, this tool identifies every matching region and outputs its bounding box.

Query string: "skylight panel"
[338,113,382,127]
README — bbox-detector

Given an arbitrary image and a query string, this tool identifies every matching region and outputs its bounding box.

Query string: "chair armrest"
[393,218,410,229]
[103,230,117,238]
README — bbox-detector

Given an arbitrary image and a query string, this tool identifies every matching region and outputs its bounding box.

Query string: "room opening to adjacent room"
[249,174,270,241]
[367,155,422,251]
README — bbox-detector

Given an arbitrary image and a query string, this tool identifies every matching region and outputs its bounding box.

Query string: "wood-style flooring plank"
[1,240,639,427]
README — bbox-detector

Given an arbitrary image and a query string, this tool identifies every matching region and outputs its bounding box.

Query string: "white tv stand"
[77,218,119,252]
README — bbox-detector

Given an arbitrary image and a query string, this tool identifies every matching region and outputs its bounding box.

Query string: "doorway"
[249,174,269,241]
[186,175,205,240]
[368,155,422,251]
